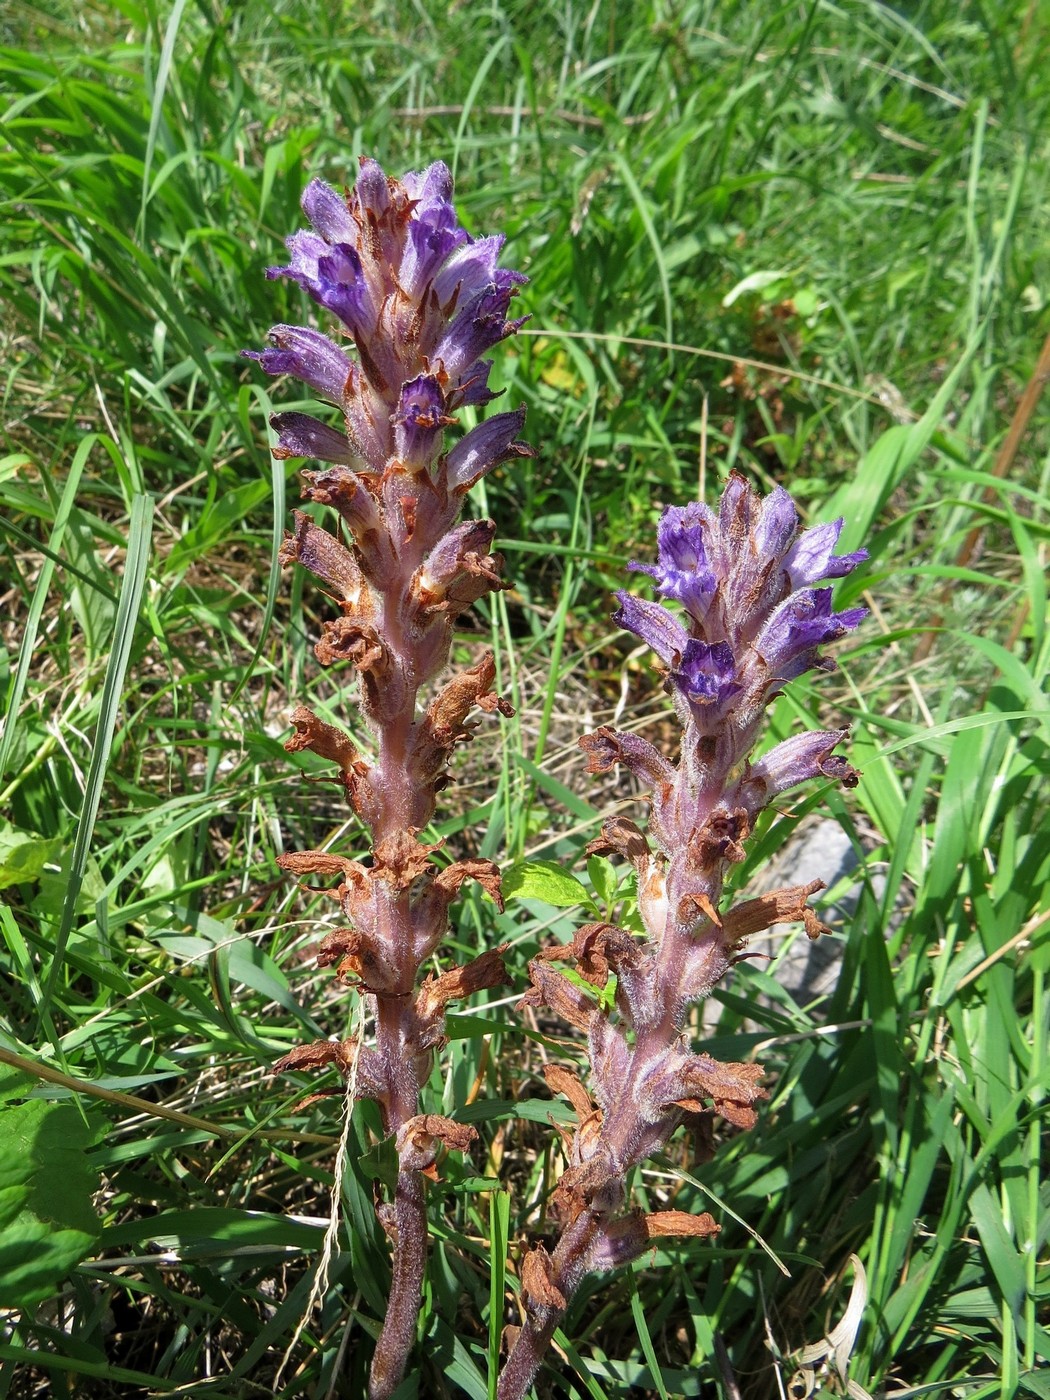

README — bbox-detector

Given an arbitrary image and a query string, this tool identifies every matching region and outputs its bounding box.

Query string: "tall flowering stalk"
[246,159,529,1399]
[499,475,866,1398]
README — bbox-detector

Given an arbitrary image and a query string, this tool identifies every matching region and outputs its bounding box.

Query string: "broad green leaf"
[0,822,62,890]
[501,858,591,908]
[0,1100,101,1309]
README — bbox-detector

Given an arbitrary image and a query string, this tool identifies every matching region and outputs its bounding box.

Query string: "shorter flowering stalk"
[498,475,866,1399]
[246,159,529,1399]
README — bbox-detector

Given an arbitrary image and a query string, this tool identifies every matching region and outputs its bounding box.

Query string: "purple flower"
[671,639,741,709]
[446,407,531,492]
[243,323,354,403]
[269,411,361,466]
[613,592,689,667]
[784,517,868,588]
[729,728,858,818]
[246,158,530,478]
[619,474,867,708]
[757,589,868,681]
[630,502,718,623]
[393,374,453,471]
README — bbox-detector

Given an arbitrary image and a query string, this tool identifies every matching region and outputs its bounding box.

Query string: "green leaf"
[0,1100,102,1309]
[501,859,592,909]
[358,1132,400,1192]
[488,1189,510,1399]
[164,476,271,575]
[103,1207,323,1254]
[0,821,63,890]
[39,493,154,1035]
[587,854,619,911]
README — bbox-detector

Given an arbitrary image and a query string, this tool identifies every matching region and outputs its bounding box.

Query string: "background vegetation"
[1,0,1047,1396]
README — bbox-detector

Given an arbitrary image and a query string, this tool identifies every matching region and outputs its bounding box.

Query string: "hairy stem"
[497,1312,557,1400]
[498,1211,601,1400]
[370,1169,428,1400]
[366,805,427,1396]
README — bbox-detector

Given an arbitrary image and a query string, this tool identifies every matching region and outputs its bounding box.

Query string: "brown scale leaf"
[273,1036,387,1106]
[449,550,505,605]
[284,705,359,769]
[301,464,377,524]
[804,906,830,940]
[578,726,621,775]
[433,858,504,913]
[542,1063,594,1121]
[280,512,365,604]
[721,879,826,947]
[314,616,386,671]
[277,850,364,882]
[419,653,514,755]
[551,1153,622,1221]
[692,806,751,866]
[643,1210,720,1240]
[396,1113,477,1178]
[585,815,651,873]
[314,927,393,993]
[521,960,595,1033]
[272,1040,352,1075]
[416,946,510,1022]
[372,830,443,891]
[566,922,642,988]
[674,1055,769,1130]
[520,1246,566,1316]
[593,1209,720,1270]
[399,493,418,542]
[283,706,376,819]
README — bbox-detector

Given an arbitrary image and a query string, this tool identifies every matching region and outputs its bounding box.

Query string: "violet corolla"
[246,158,529,1399]
[498,475,866,1399]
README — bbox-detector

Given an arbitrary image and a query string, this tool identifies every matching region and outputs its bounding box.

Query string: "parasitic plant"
[498,475,867,1398]
[246,158,529,1399]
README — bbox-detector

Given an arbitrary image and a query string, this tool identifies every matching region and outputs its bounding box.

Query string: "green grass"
[1,0,1048,1396]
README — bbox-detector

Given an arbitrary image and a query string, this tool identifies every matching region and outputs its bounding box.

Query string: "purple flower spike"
[248,159,529,482]
[504,473,869,1400]
[247,158,530,1400]
[618,473,867,714]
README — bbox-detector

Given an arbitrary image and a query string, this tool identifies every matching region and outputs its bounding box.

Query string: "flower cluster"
[498,475,866,1399]
[247,156,869,1400]
[247,158,529,1400]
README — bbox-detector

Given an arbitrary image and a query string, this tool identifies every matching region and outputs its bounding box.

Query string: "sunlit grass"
[1,0,1048,1395]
